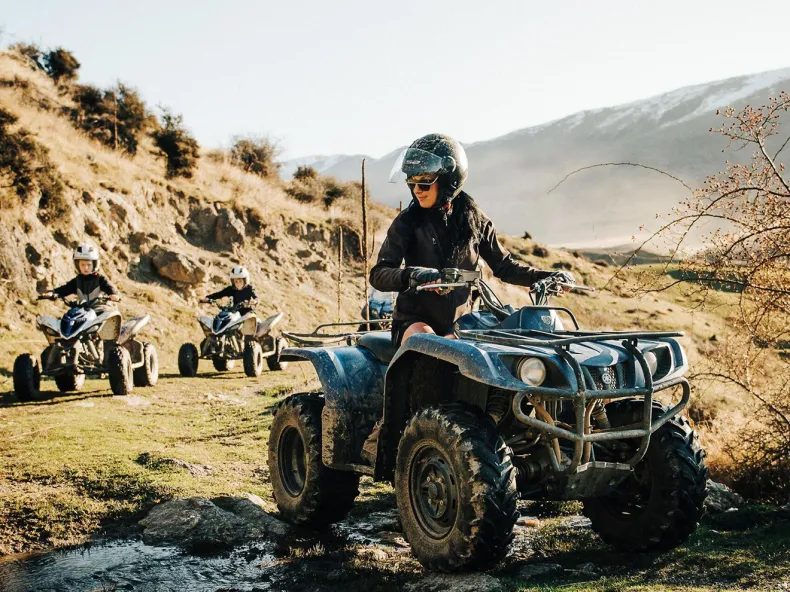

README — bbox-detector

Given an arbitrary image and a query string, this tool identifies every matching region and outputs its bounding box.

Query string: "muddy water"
[0,539,279,592]
[0,510,408,592]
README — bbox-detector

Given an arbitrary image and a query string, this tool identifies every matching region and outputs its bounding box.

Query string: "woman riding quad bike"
[361,133,572,460]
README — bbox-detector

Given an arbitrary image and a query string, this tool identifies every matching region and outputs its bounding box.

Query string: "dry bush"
[151,108,200,179]
[9,42,44,70]
[69,83,149,155]
[41,47,80,85]
[0,105,64,213]
[285,173,353,208]
[612,92,790,502]
[229,135,281,178]
[293,165,318,181]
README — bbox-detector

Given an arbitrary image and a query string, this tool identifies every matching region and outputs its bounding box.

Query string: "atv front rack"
[283,319,390,346]
[457,327,690,474]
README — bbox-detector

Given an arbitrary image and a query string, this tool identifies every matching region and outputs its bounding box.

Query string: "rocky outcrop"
[185,206,218,244]
[149,246,206,284]
[404,573,503,592]
[138,494,292,552]
[705,480,744,513]
[214,209,245,249]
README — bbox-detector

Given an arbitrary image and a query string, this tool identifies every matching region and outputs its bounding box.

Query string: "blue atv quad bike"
[270,270,708,572]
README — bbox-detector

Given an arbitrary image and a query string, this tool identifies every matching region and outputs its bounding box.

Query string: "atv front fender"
[284,346,386,469]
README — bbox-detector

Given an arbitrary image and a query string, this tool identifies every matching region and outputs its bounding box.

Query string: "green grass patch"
[0,368,303,554]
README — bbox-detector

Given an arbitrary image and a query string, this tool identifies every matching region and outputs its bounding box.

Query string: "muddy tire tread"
[582,398,709,551]
[396,403,519,572]
[269,393,360,527]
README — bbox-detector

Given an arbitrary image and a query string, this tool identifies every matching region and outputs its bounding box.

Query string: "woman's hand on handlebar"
[109,294,121,302]
[408,267,442,291]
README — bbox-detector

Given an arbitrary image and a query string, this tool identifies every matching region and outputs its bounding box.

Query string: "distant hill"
[284,67,790,247]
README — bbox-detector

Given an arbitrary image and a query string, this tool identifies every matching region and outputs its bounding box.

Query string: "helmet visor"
[388,148,454,184]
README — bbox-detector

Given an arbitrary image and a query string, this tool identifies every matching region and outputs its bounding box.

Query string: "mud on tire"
[133,342,159,387]
[13,354,41,401]
[268,393,360,527]
[582,398,709,552]
[108,346,133,396]
[395,403,519,572]
[243,340,263,377]
[178,343,199,377]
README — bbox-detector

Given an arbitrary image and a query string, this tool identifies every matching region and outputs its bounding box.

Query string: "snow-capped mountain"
[287,67,790,247]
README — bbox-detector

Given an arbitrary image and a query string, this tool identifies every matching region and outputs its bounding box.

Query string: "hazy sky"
[2,0,789,159]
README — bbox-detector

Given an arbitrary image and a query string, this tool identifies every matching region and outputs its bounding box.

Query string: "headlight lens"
[518,357,547,386]
[643,351,658,376]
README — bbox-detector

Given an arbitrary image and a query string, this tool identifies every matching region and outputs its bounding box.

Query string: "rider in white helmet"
[43,244,120,311]
[202,266,258,315]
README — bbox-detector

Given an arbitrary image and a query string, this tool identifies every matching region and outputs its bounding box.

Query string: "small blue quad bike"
[269,270,708,571]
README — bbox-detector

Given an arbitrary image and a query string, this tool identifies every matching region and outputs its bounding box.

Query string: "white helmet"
[230,265,249,284]
[73,244,99,272]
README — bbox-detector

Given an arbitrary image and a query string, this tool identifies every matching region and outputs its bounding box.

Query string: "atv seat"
[358,331,398,365]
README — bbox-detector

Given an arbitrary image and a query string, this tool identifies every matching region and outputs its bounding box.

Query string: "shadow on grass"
[0,387,113,407]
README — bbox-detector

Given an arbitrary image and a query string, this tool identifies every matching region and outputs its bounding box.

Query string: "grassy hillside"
[0,48,395,369]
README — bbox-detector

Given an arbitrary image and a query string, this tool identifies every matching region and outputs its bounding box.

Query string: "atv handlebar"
[209,299,256,312]
[62,294,112,308]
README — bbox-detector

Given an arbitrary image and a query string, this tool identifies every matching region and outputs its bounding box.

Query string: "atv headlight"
[517,357,546,386]
[643,351,658,376]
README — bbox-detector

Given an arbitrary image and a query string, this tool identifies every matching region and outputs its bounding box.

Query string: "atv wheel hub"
[410,446,459,539]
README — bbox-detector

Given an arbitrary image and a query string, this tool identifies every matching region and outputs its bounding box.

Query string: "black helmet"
[389,133,468,208]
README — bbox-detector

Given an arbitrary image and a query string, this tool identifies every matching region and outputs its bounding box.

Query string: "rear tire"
[133,342,159,387]
[268,393,360,527]
[178,343,199,377]
[243,341,264,377]
[13,354,40,401]
[266,337,289,371]
[395,403,518,572]
[55,373,86,393]
[108,347,133,396]
[583,398,709,552]
[212,357,235,372]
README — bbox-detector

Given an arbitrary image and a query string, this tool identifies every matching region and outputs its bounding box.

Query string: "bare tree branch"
[547,162,694,195]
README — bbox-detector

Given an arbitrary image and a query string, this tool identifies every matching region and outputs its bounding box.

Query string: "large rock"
[705,480,744,513]
[185,206,218,244]
[139,495,292,552]
[214,208,245,249]
[404,573,503,592]
[150,246,206,284]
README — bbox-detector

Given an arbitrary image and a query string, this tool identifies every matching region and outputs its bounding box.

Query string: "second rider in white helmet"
[202,266,258,315]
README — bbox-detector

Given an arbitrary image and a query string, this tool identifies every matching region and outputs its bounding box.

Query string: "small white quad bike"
[13,294,158,400]
[177,299,289,378]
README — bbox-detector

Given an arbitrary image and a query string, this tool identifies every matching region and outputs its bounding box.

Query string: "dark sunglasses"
[406,177,439,191]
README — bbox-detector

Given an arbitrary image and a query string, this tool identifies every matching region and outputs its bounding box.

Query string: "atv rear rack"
[283,319,390,346]
[457,327,690,474]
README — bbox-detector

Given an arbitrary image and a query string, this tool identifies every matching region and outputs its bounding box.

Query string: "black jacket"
[53,273,119,301]
[370,193,552,334]
[207,284,258,314]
